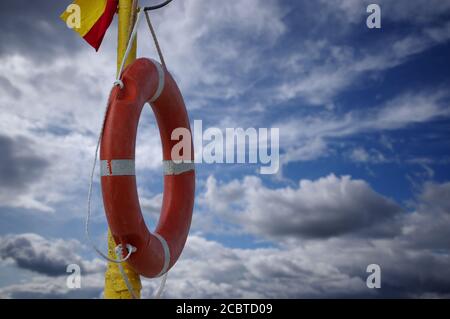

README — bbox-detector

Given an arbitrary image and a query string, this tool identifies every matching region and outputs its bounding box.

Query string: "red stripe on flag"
[83,0,118,51]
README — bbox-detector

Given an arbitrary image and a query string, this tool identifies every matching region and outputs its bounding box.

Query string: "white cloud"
[2,225,450,298]
[350,147,386,164]
[276,26,450,106]
[0,50,165,213]
[2,176,450,298]
[149,235,368,298]
[350,148,370,162]
[140,0,286,101]
[0,235,369,299]
[0,0,289,214]
[1,0,449,212]
[0,273,103,299]
[277,89,450,166]
[320,0,450,26]
[274,5,450,107]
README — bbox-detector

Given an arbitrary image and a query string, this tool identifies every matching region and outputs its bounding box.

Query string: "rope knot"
[114,243,137,261]
[113,79,124,89]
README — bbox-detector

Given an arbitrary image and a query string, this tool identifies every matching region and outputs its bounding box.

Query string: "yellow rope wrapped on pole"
[104,0,142,299]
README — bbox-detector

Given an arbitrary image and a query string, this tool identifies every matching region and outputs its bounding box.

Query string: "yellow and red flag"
[61,0,118,51]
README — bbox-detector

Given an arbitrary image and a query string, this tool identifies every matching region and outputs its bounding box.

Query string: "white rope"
[116,9,143,87]
[85,86,136,264]
[116,245,139,299]
[85,7,143,263]
[85,6,169,299]
[144,16,169,297]
[155,272,168,299]
[144,11,166,70]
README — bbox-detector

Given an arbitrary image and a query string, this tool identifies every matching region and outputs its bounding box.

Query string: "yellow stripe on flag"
[60,0,108,37]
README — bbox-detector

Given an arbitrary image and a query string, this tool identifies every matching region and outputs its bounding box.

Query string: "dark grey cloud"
[0,270,103,299]
[377,250,450,297]
[1,228,450,298]
[399,182,450,251]
[201,174,404,240]
[196,175,450,298]
[0,1,85,60]
[420,182,450,214]
[143,235,450,298]
[0,233,103,277]
[0,134,48,190]
[0,233,74,276]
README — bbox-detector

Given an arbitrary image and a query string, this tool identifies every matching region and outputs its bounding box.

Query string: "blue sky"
[0,0,450,298]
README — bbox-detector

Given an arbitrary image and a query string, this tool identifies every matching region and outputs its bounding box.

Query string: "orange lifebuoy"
[100,58,195,278]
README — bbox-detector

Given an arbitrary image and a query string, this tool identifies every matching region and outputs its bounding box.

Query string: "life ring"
[100,58,195,278]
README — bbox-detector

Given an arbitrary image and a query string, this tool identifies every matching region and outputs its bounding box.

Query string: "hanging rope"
[115,245,139,299]
[86,6,169,299]
[142,7,169,298]
[144,11,167,70]
[86,8,142,257]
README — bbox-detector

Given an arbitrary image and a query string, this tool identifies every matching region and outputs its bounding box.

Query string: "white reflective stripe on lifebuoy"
[153,232,170,277]
[163,160,195,176]
[100,160,135,176]
[148,59,165,103]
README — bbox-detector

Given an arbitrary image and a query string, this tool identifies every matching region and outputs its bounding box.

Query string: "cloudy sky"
[1,0,450,298]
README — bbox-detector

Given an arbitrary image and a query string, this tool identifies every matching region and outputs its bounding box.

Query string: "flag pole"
[104,0,142,299]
